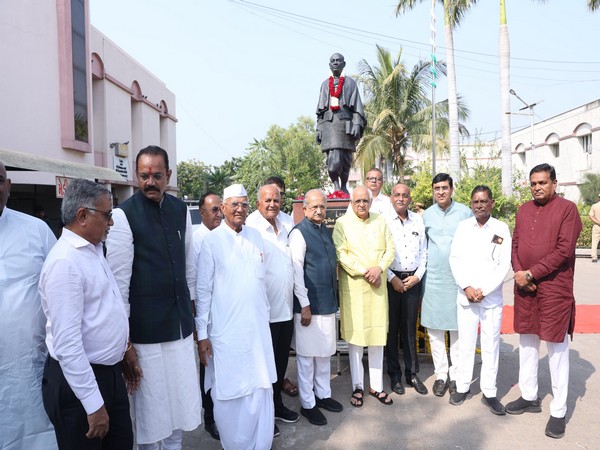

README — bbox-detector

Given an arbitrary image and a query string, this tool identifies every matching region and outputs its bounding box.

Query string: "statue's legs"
[326,149,353,194]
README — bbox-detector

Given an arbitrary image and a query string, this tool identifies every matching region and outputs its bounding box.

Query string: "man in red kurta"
[506,163,582,440]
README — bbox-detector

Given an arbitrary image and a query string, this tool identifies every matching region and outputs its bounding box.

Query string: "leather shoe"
[545,415,566,439]
[449,390,471,406]
[448,380,457,395]
[315,396,343,412]
[407,375,428,395]
[301,406,327,426]
[204,422,220,441]
[391,379,405,395]
[482,396,506,415]
[432,379,448,397]
[505,396,542,415]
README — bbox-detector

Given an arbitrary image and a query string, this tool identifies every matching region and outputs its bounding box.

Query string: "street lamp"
[509,89,542,168]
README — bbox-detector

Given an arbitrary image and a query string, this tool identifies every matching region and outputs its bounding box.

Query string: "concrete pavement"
[183,258,599,449]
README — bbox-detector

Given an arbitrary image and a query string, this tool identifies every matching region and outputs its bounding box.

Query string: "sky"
[90,0,600,167]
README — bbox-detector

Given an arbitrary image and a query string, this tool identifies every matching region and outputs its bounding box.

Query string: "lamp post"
[509,89,542,168]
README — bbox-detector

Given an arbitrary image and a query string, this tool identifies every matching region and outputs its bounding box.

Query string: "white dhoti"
[213,387,274,450]
[132,334,202,445]
[293,313,336,408]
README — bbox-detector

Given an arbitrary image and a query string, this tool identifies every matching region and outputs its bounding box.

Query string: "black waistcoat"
[292,218,338,315]
[119,191,193,343]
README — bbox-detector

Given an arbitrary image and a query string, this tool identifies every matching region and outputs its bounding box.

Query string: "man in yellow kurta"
[333,186,395,408]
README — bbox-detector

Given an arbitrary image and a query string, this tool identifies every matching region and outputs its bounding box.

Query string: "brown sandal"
[350,388,363,407]
[369,390,393,405]
[282,378,298,397]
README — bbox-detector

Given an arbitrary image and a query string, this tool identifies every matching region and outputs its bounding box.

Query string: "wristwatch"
[525,271,533,282]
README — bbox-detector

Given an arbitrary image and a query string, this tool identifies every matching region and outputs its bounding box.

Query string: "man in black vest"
[289,189,343,426]
[106,146,201,449]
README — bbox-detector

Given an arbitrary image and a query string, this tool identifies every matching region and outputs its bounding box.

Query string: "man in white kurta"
[333,186,395,407]
[289,189,343,426]
[0,161,58,450]
[196,184,276,450]
[449,186,511,415]
[246,184,298,426]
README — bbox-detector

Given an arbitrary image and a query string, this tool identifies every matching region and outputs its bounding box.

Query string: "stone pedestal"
[292,198,350,229]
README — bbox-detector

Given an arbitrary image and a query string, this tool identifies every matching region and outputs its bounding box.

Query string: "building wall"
[0,0,179,212]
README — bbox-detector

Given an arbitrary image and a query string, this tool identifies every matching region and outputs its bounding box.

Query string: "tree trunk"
[444,2,460,183]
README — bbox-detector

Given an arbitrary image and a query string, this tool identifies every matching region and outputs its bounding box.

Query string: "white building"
[511,99,600,202]
[0,0,179,233]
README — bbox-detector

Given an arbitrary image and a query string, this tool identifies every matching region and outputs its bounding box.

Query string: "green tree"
[579,173,600,205]
[204,166,233,195]
[176,159,209,200]
[235,117,327,210]
[395,0,478,184]
[356,45,469,182]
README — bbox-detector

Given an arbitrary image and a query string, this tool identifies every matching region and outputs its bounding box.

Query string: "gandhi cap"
[223,183,247,200]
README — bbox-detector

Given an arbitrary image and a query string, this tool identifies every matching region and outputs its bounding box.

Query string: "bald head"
[351,186,371,220]
[0,161,11,214]
[303,189,327,225]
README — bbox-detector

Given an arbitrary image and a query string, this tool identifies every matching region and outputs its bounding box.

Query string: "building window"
[71,0,88,142]
[550,143,559,158]
[580,134,592,154]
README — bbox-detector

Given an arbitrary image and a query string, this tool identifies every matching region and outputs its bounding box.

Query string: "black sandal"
[369,390,393,405]
[350,388,363,407]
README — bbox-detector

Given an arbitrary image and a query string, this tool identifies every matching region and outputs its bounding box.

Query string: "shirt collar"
[61,227,103,254]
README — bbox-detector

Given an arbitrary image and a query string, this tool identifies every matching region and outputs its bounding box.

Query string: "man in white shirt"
[346,168,391,216]
[192,191,222,441]
[289,189,343,426]
[246,184,299,431]
[0,161,58,450]
[196,184,276,450]
[448,185,511,415]
[385,184,428,396]
[39,179,133,449]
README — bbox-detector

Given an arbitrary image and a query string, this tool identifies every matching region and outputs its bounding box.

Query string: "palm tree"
[395,0,478,183]
[355,45,469,182]
[204,166,233,195]
[589,0,600,10]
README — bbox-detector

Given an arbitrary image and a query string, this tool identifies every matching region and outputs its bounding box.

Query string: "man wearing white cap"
[196,184,277,450]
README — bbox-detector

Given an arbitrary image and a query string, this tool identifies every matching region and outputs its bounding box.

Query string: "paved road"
[183,258,599,449]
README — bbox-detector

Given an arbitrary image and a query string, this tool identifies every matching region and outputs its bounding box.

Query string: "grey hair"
[257,184,281,202]
[303,189,326,206]
[61,179,112,225]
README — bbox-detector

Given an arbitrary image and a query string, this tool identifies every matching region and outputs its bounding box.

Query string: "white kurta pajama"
[0,208,57,450]
[449,216,511,397]
[106,208,201,446]
[289,227,337,409]
[196,222,276,450]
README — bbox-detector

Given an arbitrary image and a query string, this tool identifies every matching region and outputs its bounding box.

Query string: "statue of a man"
[316,53,366,194]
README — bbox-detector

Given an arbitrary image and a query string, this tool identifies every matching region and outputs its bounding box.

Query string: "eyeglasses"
[137,173,166,182]
[224,201,250,210]
[433,185,451,192]
[366,177,383,183]
[353,199,370,204]
[86,207,113,221]
[392,193,410,198]
[201,206,221,214]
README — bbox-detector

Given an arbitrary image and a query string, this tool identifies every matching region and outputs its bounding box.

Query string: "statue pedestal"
[292,198,350,229]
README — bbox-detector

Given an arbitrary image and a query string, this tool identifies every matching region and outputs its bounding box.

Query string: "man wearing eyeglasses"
[0,161,58,449]
[40,179,133,448]
[448,186,511,415]
[421,173,472,398]
[192,191,222,441]
[106,146,201,449]
[196,183,276,450]
[334,186,395,407]
[346,168,391,216]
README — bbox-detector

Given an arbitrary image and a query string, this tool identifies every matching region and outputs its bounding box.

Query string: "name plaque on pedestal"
[292,198,351,228]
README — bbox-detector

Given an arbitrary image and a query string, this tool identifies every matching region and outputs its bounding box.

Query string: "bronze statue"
[316,53,366,194]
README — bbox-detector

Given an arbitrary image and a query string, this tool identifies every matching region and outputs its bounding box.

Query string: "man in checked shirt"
[385,183,428,396]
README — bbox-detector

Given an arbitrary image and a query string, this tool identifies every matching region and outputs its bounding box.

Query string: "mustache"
[144,186,160,193]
